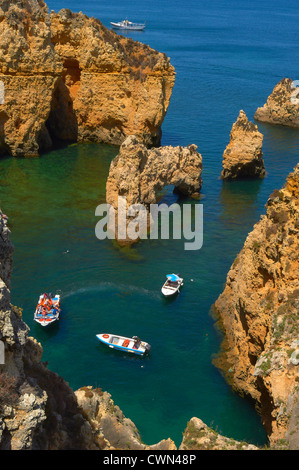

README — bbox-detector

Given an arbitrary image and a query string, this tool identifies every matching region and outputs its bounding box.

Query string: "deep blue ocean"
[0,0,299,447]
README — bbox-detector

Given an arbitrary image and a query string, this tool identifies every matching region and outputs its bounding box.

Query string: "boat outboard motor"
[145,344,151,353]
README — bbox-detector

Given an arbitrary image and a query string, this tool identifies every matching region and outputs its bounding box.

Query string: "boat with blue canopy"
[161,274,184,297]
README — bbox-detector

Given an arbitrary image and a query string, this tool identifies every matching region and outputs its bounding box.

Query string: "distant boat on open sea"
[110,19,146,31]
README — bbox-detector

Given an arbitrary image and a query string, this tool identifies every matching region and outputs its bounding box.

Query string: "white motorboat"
[161,274,184,297]
[110,19,146,31]
[34,293,61,327]
[96,333,151,356]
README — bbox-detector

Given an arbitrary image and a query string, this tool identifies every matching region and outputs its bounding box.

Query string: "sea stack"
[214,164,299,448]
[254,78,299,128]
[221,110,265,180]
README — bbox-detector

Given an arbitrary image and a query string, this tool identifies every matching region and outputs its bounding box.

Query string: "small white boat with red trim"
[34,293,61,327]
[161,274,184,297]
[96,333,151,356]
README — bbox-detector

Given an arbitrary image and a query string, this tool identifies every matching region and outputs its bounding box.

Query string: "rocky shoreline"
[106,135,203,245]
[0,1,175,157]
[1,162,298,449]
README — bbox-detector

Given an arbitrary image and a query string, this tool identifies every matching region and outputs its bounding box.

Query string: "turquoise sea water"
[1,0,299,447]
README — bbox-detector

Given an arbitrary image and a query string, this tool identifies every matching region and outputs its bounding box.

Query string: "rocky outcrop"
[180,418,259,450]
[221,110,265,179]
[0,205,266,450]
[105,135,203,245]
[214,164,299,448]
[0,1,175,157]
[254,78,299,128]
[0,205,270,451]
[49,9,175,148]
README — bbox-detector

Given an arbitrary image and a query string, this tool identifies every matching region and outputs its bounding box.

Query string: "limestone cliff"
[221,110,265,180]
[254,78,299,128]
[49,9,175,147]
[214,164,299,449]
[0,209,177,450]
[0,0,175,157]
[180,418,259,450]
[106,135,203,245]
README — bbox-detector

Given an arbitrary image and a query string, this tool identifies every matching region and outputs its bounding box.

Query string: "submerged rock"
[221,110,265,180]
[254,78,299,128]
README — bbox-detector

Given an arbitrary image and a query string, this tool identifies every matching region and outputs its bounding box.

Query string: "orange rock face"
[49,9,175,147]
[105,135,203,245]
[254,78,299,128]
[214,164,299,448]
[0,1,175,157]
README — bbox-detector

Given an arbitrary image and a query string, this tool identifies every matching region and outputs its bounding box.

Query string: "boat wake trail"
[60,282,160,300]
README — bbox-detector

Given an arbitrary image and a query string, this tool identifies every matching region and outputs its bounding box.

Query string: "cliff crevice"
[0,1,175,157]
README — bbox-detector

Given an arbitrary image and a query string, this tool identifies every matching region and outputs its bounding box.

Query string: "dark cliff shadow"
[43,59,80,152]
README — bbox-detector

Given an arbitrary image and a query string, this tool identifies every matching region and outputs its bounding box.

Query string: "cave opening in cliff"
[44,59,81,149]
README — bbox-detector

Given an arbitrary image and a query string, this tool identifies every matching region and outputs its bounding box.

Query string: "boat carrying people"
[34,293,61,326]
[96,333,151,356]
[110,19,146,31]
[161,274,184,297]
